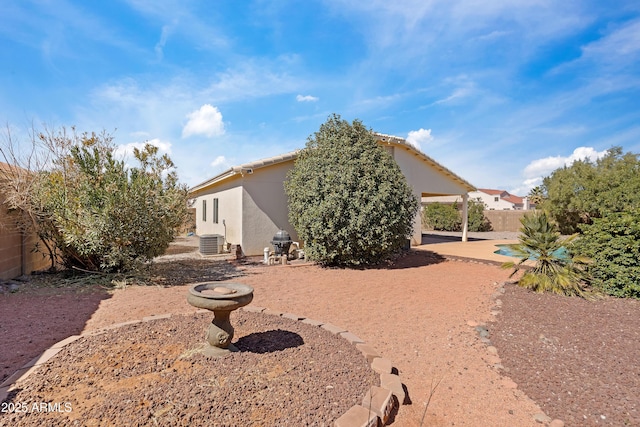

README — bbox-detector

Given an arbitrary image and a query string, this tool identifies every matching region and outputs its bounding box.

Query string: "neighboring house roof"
[477,188,505,196]
[189,134,475,195]
[502,194,524,205]
[477,188,525,206]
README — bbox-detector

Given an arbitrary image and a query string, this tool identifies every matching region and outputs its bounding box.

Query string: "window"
[494,196,499,202]
[213,198,219,224]
[202,199,207,221]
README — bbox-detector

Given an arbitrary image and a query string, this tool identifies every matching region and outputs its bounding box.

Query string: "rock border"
[0,307,407,427]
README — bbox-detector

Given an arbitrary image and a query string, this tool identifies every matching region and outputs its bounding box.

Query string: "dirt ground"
[1,240,639,426]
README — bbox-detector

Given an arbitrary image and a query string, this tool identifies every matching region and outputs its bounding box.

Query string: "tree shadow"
[146,259,250,287]
[421,233,487,244]
[0,284,111,386]
[335,250,447,271]
[235,329,304,354]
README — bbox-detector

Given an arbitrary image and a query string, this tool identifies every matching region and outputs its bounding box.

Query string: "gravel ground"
[3,237,639,426]
[2,310,378,426]
[489,284,640,427]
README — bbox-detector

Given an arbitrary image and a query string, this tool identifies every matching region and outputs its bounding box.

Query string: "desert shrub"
[0,127,189,272]
[502,211,592,298]
[422,203,460,231]
[574,210,640,298]
[422,198,489,232]
[467,198,492,232]
[284,114,418,267]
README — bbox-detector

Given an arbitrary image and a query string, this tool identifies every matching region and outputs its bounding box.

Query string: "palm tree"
[502,211,593,298]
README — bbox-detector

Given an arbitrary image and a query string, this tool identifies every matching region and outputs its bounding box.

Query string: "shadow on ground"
[0,284,112,384]
[148,259,250,287]
[235,329,305,354]
[421,233,488,244]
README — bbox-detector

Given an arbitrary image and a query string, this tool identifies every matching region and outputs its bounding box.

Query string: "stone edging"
[0,307,406,427]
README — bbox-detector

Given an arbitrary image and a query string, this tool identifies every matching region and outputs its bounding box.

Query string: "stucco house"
[189,134,475,256]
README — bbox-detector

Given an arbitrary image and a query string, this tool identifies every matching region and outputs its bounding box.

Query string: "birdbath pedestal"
[187,282,254,357]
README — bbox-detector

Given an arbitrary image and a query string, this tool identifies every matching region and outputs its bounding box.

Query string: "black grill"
[271,230,292,257]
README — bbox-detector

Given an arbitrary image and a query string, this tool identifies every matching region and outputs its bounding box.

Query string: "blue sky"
[2,1,639,194]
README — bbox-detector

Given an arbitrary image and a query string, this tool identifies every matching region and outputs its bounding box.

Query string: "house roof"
[189,134,475,195]
[189,150,300,194]
[477,188,506,196]
[502,194,524,204]
[477,188,525,205]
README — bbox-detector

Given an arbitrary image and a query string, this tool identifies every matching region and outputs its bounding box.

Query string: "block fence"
[0,198,49,281]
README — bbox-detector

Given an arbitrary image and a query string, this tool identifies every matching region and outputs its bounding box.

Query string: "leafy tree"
[574,210,640,298]
[541,147,640,234]
[422,202,460,231]
[284,114,418,267]
[0,127,189,272]
[501,211,592,298]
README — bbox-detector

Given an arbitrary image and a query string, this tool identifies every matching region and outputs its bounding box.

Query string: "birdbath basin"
[187,282,254,357]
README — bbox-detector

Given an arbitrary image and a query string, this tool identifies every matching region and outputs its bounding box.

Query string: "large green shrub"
[574,210,640,298]
[422,198,490,232]
[422,203,460,231]
[284,114,418,267]
[1,128,189,272]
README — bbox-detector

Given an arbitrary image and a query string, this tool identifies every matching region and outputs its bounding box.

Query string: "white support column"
[461,193,469,242]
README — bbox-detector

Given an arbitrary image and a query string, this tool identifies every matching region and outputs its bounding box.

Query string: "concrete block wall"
[0,204,50,280]
[483,210,527,232]
[0,217,23,280]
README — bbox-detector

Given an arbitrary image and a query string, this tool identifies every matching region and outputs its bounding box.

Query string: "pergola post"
[461,193,469,242]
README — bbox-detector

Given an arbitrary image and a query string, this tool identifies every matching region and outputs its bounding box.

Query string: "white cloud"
[512,146,609,195]
[433,87,474,105]
[406,128,433,150]
[296,94,318,102]
[182,104,225,138]
[580,19,640,65]
[204,60,302,102]
[210,155,227,167]
[523,146,608,179]
[154,24,172,60]
[115,138,172,159]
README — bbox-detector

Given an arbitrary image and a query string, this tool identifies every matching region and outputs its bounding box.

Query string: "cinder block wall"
[0,210,23,280]
[0,199,50,280]
[484,210,527,232]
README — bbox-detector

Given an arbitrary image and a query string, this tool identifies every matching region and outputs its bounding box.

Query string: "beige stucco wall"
[392,145,471,245]
[240,161,299,256]
[193,177,243,248]
[192,162,299,256]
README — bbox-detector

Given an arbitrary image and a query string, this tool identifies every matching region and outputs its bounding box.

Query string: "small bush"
[575,210,640,298]
[502,211,592,298]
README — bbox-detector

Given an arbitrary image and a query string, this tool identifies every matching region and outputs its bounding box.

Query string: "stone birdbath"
[187,282,254,357]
